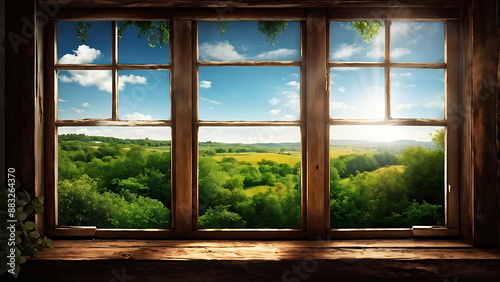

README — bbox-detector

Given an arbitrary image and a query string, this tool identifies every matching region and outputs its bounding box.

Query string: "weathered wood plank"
[55,119,172,126]
[37,0,467,8]
[471,0,499,247]
[172,21,193,238]
[306,9,327,239]
[197,61,300,67]
[7,260,500,282]
[328,8,460,20]
[45,239,474,249]
[329,119,447,126]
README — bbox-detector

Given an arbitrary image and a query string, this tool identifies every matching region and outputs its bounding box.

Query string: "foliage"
[118,21,170,48]
[257,21,288,46]
[0,190,53,278]
[210,21,231,36]
[199,205,247,229]
[352,21,384,43]
[75,21,93,45]
[431,128,445,151]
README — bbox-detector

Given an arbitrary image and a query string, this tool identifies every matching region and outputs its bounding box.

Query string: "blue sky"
[56,21,445,143]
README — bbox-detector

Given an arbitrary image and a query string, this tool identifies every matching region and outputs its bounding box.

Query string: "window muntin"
[196,21,303,230]
[55,21,172,229]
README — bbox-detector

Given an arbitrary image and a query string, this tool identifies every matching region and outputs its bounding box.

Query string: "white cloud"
[391,22,440,45]
[268,97,280,106]
[392,48,412,59]
[125,112,152,120]
[338,86,346,93]
[330,102,356,110]
[58,46,148,93]
[58,109,65,112]
[284,115,294,120]
[199,41,246,61]
[392,82,402,87]
[335,67,360,72]
[269,109,282,116]
[366,48,384,59]
[286,81,300,89]
[291,73,299,78]
[395,104,419,110]
[399,72,412,78]
[200,80,212,89]
[423,100,444,108]
[82,102,90,107]
[331,44,363,60]
[71,107,86,114]
[59,45,101,64]
[58,98,68,102]
[59,75,73,83]
[252,48,298,60]
[209,107,214,110]
[403,84,416,88]
[200,97,222,104]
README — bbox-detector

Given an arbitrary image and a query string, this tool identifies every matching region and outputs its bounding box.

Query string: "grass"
[329,146,377,158]
[242,185,275,197]
[210,152,301,166]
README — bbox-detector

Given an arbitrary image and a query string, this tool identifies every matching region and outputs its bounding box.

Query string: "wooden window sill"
[13,239,500,281]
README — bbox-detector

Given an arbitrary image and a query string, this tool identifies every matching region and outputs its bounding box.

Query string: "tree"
[431,128,445,151]
[198,205,246,229]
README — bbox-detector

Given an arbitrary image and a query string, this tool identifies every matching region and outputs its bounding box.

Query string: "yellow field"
[329,147,377,159]
[211,152,301,166]
[339,165,405,184]
[242,185,275,197]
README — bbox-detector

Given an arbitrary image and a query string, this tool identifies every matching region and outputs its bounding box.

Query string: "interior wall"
[0,0,5,187]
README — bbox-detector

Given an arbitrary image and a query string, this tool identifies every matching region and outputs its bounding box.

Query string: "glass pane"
[58,127,172,229]
[329,126,445,228]
[199,67,300,121]
[57,21,111,64]
[330,68,385,119]
[198,21,300,61]
[118,70,170,120]
[118,21,170,64]
[198,127,301,229]
[57,70,112,119]
[391,69,445,119]
[391,21,444,63]
[330,21,385,62]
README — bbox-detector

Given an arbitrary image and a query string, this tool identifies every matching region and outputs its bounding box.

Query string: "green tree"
[198,205,246,229]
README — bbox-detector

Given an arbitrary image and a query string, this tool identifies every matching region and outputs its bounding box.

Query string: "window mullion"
[385,20,391,121]
[111,21,118,120]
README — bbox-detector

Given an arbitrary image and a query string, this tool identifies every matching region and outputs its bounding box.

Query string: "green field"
[330,146,377,158]
[339,165,405,184]
[211,152,301,166]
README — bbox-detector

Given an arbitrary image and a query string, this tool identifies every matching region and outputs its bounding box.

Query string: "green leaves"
[75,21,93,45]
[352,21,384,43]
[257,21,288,46]
[0,190,53,278]
[118,21,170,48]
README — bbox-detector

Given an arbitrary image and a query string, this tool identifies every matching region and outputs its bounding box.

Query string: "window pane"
[391,69,445,119]
[330,21,385,62]
[198,21,300,61]
[57,70,112,119]
[199,67,300,121]
[58,127,172,229]
[330,68,385,119]
[329,126,445,228]
[57,21,111,64]
[118,21,170,64]
[118,70,170,120]
[391,21,444,63]
[198,127,301,229]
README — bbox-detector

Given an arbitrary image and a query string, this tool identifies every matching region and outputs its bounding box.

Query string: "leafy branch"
[0,189,53,278]
[352,20,384,43]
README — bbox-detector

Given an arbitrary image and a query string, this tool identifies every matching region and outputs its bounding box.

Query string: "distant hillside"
[330,139,435,149]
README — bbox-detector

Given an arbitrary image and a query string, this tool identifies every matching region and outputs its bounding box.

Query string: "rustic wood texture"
[0,0,5,192]
[329,119,447,126]
[197,61,300,67]
[55,64,171,70]
[328,8,459,20]
[7,259,500,282]
[5,0,37,193]
[446,20,460,229]
[172,21,193,238]
[460,0,474,245]
[471,0,499,247]
[305,9,327,239]
[55,119,171,126]
[37,0,467,8]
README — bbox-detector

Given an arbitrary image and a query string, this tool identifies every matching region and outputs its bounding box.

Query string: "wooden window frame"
[43,7,461,240]
[326,12,460,239]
